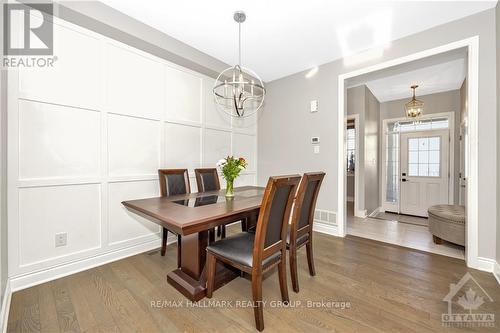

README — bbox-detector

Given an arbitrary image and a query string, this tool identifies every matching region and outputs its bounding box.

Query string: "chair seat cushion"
[206,232,280,268]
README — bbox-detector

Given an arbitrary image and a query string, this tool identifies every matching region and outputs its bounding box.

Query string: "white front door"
[400,130,449,217]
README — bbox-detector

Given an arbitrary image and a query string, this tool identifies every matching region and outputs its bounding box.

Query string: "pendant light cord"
[238,21,241,67]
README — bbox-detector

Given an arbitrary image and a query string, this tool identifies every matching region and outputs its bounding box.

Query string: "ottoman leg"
[433,235,443,244]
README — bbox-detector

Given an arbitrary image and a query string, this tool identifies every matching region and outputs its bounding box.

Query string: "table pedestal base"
[167,262,240,301]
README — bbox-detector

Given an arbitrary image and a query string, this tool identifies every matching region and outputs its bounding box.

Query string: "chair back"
[290,172,325,240]
[253,175,301,268]
[158,169,191,197]
[194,168,221,192]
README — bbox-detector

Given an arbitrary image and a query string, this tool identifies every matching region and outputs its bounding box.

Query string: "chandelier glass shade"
[405,85,424,119]
[213,11,265,118]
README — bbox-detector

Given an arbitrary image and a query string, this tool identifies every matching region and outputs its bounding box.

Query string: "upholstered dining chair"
[288,172,325,293]
[158,169,191,267]
[194,168,226,239]
[206,175,301,332]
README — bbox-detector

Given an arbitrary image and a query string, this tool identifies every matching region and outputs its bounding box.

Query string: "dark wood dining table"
[122,186,265,301]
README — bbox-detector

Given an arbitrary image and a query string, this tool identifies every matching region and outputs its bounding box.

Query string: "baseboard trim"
[355,209,367,218]
[313,222,338,236]
[0,279,12,333]
[469,256,496,273]
[493,261,500,285]
[368,207,381,218]
[10,238,165,292]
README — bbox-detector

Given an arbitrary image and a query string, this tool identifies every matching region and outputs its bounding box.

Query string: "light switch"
[310,100,318,112]
[314,146,320,154]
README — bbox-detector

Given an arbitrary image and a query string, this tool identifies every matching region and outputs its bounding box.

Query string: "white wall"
[258,9,497,260]
[7,15,257,289]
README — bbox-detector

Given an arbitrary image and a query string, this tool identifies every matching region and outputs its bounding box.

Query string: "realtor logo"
[442,272,495,328]
[3,3,53,55]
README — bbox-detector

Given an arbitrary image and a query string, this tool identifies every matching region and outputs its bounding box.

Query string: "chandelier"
[405,85,424,118]
[213,11,265,118]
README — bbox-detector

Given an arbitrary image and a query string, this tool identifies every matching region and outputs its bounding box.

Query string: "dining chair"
[158,168,191,268]
[194,168,226,239]
[206,175,301,332]
[288,172,325,293]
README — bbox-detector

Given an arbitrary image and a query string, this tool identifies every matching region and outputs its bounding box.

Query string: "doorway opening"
[337,38,478,266]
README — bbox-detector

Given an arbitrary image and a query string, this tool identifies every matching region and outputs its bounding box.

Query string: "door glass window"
[408,136,440,177]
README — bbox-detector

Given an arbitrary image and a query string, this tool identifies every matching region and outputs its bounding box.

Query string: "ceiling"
[101,0,496,82]
[346,49,467,102]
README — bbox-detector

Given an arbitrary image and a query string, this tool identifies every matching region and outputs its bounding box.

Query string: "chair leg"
[206,253,217,298]
[176,234,182,268]
[306,241,316,276]
[289,246,299,293]
[241,218,248,232]
[278,253,289,303]
[161,228,168,256]
[221,225,226,239]
[251,272,264,332]
[209,228,215,243]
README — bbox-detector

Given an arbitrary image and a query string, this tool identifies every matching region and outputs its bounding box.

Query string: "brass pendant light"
[405,85,424,118]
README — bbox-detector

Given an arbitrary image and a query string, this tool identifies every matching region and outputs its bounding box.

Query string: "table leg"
[166,229,239,301]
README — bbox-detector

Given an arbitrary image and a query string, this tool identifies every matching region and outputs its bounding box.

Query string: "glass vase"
[225,179,234,197]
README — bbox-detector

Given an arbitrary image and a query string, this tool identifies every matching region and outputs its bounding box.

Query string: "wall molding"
[0,279,11,333]
[10,238,167,292]
[471,256,496,274]
[313,221,338,236]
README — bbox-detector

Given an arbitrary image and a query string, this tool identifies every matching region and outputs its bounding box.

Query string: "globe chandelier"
[213,11,265,118]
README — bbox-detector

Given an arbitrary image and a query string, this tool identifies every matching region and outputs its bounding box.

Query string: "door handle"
[402,179,408,182]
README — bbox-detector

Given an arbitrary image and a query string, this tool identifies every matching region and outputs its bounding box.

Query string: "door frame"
[337,36,481,270]
[345,114,363,217]
[380,112,455,213]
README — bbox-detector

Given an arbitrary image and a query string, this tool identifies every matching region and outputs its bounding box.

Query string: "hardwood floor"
[7,228,500,332]
[346,202,466,259]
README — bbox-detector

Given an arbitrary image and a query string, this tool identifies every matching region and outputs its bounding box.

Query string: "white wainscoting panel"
[18,184,101,266]
[108,181,160,245]
[203,77,231,130]
[18,20,102,110]
[236,173,257,187]
[204,129,231,167]
[105,43,164,120]
[165,66,202,123]
[108,114,160,176]
[18,100,100,180]
[232,133,257,172]
[233,112,258,135]
[164,122,201,170]
[7,15,257,290]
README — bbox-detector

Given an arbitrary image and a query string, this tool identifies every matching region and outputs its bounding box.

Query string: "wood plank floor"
[7,229,500,332]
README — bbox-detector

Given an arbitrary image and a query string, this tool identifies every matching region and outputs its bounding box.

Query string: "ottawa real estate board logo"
[442,272,495,328]
[2,3,56,68]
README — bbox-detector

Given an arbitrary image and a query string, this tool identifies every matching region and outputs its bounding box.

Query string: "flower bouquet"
[216,156,248,197]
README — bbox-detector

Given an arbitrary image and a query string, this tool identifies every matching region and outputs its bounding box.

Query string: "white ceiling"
[346,48,467,102]
[365,59,466,102]
[101,0,496,82]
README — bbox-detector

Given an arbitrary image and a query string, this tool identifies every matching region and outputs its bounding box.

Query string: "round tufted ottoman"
[428,205,465,246]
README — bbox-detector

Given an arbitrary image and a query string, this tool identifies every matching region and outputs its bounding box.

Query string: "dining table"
[121,186,265,301]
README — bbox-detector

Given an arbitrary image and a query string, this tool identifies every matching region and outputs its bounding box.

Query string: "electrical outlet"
[55,232,67,247]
